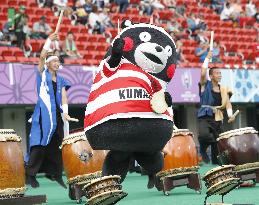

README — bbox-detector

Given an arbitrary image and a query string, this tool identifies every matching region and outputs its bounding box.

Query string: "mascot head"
[105,20,177,83]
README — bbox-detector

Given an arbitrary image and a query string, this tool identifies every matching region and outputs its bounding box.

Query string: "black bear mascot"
[84,20,177,189]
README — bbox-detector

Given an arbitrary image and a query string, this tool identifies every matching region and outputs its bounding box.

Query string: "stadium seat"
[3,56,17,62]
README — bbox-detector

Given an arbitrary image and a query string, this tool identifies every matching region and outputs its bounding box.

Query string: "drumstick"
[232,110,240,118]
[68,117,79,122]
[227,110,239,123]
[55,10,64,34]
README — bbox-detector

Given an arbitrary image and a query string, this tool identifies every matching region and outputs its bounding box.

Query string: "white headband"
[46,56,59,63]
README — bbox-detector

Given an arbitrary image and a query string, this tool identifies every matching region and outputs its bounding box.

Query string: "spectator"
[88,7,105,34]
[14,5,27,48]
[99,7,115,28]
[141,0,165,16]
[0,31,12,46]
[167,20,184,40]
[141,0,154,16]
[163,0,176,9]
[220,2,235,21]
[37,0,53,7]
[93,0,110,8]
[187,13,207,32]
[231,0,243,19]
[32,16,52,39]
[23,15,32,39]
[115,0,129,13]
[175,3,187,18]
[53,0,68,10]
[62,31,82,58]
[195,29,208,43]
[2,19,16,45]
[211,0,225,14]
[175,40,188,64]
[212,41,222,63]
[83,0,94,13]
[245,0,256,17]
[151,0,165,10]
[73,0,90,25]
[195,41,209,62]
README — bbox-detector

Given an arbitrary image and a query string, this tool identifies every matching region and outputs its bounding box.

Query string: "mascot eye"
[165,45,172,57]
[139,32,151,42]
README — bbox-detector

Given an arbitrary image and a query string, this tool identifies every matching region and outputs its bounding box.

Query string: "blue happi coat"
[28,67,70,152]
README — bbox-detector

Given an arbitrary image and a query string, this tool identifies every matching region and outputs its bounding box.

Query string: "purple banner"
[167,68,200,103]
[2,63,258,104]
[0,63,93,104]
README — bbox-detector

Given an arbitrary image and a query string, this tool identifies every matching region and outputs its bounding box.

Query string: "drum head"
[235,162,259,173]
[87,190,127,205]
[172,129,193,137]
[0,129,21,142]
[157,166,199,179]
[84,176,121,191]
[207,178,240,196]
[218,127,258,141]
[203,165,235,179]
[61,131,87,148]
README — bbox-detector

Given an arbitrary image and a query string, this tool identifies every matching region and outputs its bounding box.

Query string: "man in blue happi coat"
[197,51,237,164]
[26,33,72,188]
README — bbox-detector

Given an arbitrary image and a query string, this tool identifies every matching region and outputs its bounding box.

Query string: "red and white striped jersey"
[84,60,172,131]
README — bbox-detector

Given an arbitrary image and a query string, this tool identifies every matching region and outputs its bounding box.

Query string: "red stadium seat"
[84,53,94,60]
[94,54,105,61]
[157,10,173,21]
[86,59,99,65]
[2,50,12,57]
[17,57,29,63]
[3,56,17,62]
[13,50,24,57]
[77,36,88,42]
[8,1,17,7]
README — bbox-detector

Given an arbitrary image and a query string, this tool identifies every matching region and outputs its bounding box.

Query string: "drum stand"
[69,183,86,204]
[237,169,259,187]
[203,182,242,205]
[157,172,202,196]
[0,195,47,205]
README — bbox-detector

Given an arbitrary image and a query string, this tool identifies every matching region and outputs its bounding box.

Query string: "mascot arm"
[104,38,124,72]
[102,38,124,77]
[149,76,172,114]
[164,92,172,107]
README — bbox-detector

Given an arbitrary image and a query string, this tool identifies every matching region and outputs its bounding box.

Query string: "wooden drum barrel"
[0,129,25,198]
[217,127,259,165]
[157,129,199,178]
[61,131,107,185]
[163,129,199,170]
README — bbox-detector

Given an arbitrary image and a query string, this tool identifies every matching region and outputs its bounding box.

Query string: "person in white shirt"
[220,2,235,21]
[32,16,52,39]
[88,7,105,34]
[245,0,256,17]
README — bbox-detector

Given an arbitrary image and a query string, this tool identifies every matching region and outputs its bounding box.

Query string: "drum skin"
[218,133,259,165]
[162,132,198,171]
[62,139,106,180]
[0,141,25,190]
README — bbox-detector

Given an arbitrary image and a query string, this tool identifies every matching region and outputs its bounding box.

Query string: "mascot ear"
[121,20,133,29]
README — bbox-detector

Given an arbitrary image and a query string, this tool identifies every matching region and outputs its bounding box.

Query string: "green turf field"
[27,164,259,205]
